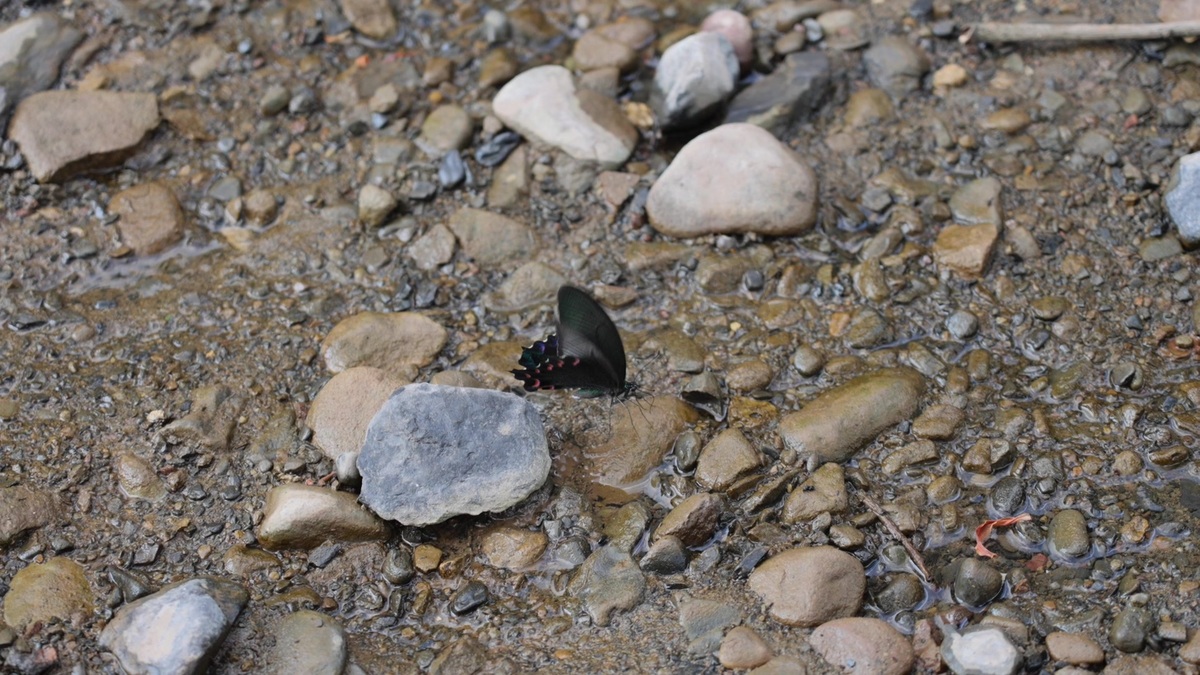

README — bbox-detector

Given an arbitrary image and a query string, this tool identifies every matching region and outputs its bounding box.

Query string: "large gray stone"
[357,384,550,525]
[0,14,83,129]
[100,577,248,675]
[1167,152,1200,247]
[651,32,739,131]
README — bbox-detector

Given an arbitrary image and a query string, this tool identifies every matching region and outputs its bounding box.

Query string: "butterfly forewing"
[555,286,627,391]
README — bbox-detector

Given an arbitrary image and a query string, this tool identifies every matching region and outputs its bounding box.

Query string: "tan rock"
[9,90,159,182]
[110,182,185,255]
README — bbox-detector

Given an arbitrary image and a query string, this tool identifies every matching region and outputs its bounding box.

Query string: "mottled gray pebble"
[266,610,347,675]
[791,345,825,376]
[651,32,739,131]
[1047,509,1090,560]
[569,545,645,627]
[953,558,1003,607]
[946,310,979,339]
[679,597,740,655]
[1110,605,1153,653]
[382,547,415,585]
[437,149,466,188]
[671,430,704,472]
[863,36,930,98]
[640,535,688,574]
[450,581,489,615]
[1167,152,1200,246]
[335,452,361,486]
[876,573,925,613]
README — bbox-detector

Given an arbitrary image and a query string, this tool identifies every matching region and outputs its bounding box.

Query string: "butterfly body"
[513,286,636,399]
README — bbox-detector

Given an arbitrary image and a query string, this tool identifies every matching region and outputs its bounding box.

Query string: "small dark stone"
[990,476,1026,515]
[308,542,342,568]
[450,580,489,615]
[383,547,415,585]
[107,565,156,603]
[133,542,160,566]
[288,87,318,114]
[909,0,933,18]
[733,546,768,578]
[475,131,521,167]
[953,558,1003,607]
[743,269,765,291]
[1162,105,1192,127]
[876,573,925,613]
[1110,606,1153,652]
[1177,480,1200,518]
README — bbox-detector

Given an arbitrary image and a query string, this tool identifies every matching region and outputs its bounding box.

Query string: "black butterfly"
[512,286,638,399]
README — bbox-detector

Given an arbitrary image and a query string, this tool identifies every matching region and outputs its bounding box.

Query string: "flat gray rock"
[724,51,831,136]
[358,383,550,526]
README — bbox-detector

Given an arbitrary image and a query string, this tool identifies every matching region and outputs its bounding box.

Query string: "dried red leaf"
[974,513,1032,558]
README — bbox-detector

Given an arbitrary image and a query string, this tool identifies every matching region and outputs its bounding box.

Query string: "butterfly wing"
[555,286,627,392]
[512,346,625,394]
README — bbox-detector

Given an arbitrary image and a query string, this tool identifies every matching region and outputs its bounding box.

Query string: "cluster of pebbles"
[1,0,1199,673]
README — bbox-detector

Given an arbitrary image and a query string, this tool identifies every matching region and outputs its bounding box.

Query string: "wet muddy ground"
[1,0,1200,672]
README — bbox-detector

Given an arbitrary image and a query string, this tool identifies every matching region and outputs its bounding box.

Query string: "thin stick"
[963,20,1200,44]
[858,492,933,583]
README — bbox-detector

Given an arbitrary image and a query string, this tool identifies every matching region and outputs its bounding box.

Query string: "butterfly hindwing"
[511,286,632,397]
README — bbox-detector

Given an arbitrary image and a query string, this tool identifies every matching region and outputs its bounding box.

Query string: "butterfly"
[512,285,638,400]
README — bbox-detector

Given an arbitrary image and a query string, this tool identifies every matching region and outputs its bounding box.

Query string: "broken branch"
[964,20,1200,44]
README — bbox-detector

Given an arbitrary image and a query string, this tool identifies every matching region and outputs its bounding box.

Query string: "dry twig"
[858,492,933,583]
[963,20,1200,44]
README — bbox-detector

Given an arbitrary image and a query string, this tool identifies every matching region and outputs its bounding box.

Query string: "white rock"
[646,123,818,237]
[493,65,637,169]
